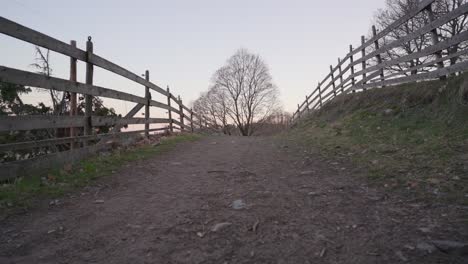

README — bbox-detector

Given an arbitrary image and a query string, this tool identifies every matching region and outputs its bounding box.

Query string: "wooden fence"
[0,17,216,180]
[291,0,468,121]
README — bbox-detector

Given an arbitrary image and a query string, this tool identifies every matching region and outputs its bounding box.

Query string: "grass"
[286,75,468,204]
[0,134,201,212]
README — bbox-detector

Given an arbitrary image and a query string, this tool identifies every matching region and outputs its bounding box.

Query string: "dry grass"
[287,75,468,204]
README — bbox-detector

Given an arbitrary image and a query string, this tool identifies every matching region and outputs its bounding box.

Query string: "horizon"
[2,0,385,115]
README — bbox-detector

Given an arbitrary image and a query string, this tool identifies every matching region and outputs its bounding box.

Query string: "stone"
[430,240,468,254]
[403,244,415,250]
[211,222,231,232]
[395,250,408,262]
[231,199,247,210]
[49,199,60,206]
[383,109,394,116]
[418,227,431,233]
[416,242,437,253]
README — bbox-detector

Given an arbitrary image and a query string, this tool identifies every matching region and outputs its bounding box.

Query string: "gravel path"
[1,136,466,263]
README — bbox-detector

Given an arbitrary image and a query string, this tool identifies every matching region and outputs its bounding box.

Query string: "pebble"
[395,250,408,262]
[416,242,437,253]
[211,222,231,232]
[430,240,468,254]
[231,199,247,210]
[418,227,431,233]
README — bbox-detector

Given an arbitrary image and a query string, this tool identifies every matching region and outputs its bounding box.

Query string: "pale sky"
[2,0,386,117]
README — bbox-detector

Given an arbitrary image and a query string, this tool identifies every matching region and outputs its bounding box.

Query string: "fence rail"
[0,16,215,179]
[291,0,468,121]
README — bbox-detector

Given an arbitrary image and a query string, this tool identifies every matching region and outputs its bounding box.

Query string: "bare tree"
[374,0,468,76]
[433,0,468,65]
[208,49,280,136]
[31,47,67,114]
[193,86,232,134]
[374,0,433,76]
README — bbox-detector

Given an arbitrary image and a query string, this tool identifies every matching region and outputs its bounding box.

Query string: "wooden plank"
[69,40,78,149]
[125,104,145,117]
[352,3,468,67]
[91,116,170,126]
[372,25,385,84]
[337,58,344,92]
[182,104,191,114]
[88,54,168,96]
[0,127,166,152]
[145,70,150,138]
[348,0,436,58]
[0,16,87,61]
[178,97,184,131]
[349,45,356,88]
[0,17,179,100]
[114,103,144,131]
[0,66,148,105]
[167,86,174,132]
[340,29,468,90]
[374,48,468,81]
[150,100,173,111]
[315,54,354,100]
[172,119,190,130]
[0,144,102,181]
[353,30,468,86]
[190,110,194,133]
[427,3,445,79]
[85,37,94,138]
[350,60,468,92]
[0,115,85,132]
[0,128,170,179]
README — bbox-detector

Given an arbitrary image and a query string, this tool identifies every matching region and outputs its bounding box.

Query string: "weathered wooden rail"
[291,0,468,121]
[0,17,216,180]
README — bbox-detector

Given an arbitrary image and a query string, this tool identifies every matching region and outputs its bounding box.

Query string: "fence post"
[361,35,367,90]
[190,109,194,133]
[178,95,184,132]
[426,4,446,80]
[297,104,301,118]
[85,36,94,143]
[372,25,385,86]
[330,65,336,96]
[305,95,310,113]
[338,58,344,93]
[318,82,323,107]
[69,40,77,149]
[166,86,173,133]
[349,44,356,92]
[144,70,150,138]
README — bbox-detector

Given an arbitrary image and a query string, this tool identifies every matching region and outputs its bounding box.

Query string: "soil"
[0,136,467,263]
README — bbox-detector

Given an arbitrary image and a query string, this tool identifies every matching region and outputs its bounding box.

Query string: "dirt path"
[1,136,466,263]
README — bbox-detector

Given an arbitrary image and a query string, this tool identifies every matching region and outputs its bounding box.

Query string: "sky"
[1,0,386,117]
